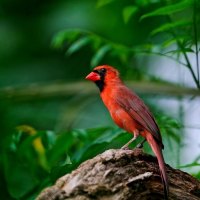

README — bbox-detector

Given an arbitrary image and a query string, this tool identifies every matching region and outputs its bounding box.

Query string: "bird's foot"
[136,139,146,149]
[136,143,143,148]
[121,136,137,150]
[121,145,130,150]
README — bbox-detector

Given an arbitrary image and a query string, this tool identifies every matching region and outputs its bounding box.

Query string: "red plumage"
[86,65,169,199]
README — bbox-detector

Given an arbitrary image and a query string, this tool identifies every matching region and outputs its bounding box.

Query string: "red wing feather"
[116,86,164,148]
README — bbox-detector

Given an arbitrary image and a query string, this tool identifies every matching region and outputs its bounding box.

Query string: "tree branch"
[0,81,200,101]
[37,149,200,200]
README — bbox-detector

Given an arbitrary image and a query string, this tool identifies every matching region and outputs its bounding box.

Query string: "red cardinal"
[86,65,169,199]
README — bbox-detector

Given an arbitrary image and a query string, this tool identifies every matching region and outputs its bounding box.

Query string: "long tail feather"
[146,133,169,199]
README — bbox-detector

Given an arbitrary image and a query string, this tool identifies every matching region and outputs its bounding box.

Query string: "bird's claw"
[136,139,146,149]
[136,143,143,148]
[121,145,130,150]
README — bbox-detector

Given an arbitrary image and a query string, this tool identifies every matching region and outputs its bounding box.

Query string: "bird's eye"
[93,68,106,75]
[100,68,106,73]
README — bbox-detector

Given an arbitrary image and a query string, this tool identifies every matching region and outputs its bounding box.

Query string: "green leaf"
[165,48,194,55]
[94,128,125,144]
[90,45,111,67]
[151,20,191,35]
[42,130,56,150]
[162,38,178,48]
[193,171,200,180]
[162,35,191,48]
[140,0,192,20]
[52,30,80,48]
[73,128,125,162]
[123,6,138,23]
[90,35,102,50]
[50,155,72,182]
[47,132,74,166]
[97,0,115,8]
[183,48,194,53]
[111,44,130,63]
[66,36,91,55]
[74,127,111,142]
[179,162,200,168]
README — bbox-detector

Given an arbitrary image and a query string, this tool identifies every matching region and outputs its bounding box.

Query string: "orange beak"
[85,72,100,82]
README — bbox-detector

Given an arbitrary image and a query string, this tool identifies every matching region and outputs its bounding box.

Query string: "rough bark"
[37,148,200,200]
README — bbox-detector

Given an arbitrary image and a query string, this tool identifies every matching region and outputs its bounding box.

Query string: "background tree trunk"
[37,149,200,200]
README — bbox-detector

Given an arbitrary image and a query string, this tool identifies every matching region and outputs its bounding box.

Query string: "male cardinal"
[86,65,169,199]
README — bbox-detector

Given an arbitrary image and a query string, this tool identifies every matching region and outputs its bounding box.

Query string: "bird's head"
[85,65,120,92]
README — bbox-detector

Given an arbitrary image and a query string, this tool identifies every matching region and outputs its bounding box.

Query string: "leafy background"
[0,0,200,199]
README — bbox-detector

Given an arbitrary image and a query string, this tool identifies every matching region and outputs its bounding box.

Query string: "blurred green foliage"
[0,0,200,199]
[3,120,180,199]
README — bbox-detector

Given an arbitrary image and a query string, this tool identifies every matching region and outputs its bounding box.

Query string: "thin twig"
[140,51,188,67]
[158,12,200,89]
[169,24,200,89]
[193,0,200,84]
[178,39,200,89]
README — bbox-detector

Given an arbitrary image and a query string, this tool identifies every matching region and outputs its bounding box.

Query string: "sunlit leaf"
[66,36,91,55]
[151,20,191,35]
[12,130,49,171]
[165,48,194,55]
[42,130,56,150]
[162,38,177,48]
[97,0,115,8]
[140,0,192,20]
[91,45,111,67]
[194,172,200,180]
[123,6,138,23]
[179,162,200,168]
